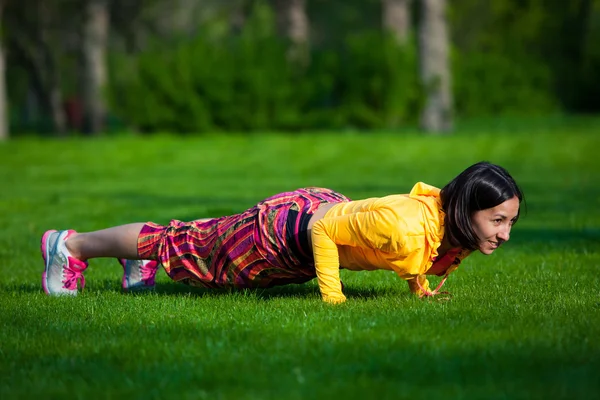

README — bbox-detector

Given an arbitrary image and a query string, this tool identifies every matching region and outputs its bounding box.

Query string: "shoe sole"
[41,229,58,295]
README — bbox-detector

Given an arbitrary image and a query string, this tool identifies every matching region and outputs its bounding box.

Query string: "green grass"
[1,119,599,399]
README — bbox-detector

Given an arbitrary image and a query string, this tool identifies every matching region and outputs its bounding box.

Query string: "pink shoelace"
[416,273,451,299]
[140,261,158,286]
[63,256,88,291]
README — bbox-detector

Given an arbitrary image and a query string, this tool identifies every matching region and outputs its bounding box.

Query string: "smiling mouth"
[489,241,500,249]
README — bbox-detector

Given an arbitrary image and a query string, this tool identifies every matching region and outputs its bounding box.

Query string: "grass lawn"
[1,117,599,399]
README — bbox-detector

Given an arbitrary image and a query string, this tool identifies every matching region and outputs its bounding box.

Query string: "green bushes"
[109,32,296,133]
[331,32,420,129]
[453,50,558,117]
[107,4,564,133]
[6,0,599,135]
[107,6,422,133]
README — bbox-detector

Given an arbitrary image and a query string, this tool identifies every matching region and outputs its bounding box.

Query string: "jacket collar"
[409,182,472,271]
[409,182,445,260]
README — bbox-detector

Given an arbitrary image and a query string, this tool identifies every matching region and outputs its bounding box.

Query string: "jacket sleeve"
[311,207,403,304]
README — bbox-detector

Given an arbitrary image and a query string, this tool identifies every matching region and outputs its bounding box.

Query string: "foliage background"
[5,0,600,134]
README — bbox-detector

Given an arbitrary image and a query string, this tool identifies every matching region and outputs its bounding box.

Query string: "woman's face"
[471,196,520,255]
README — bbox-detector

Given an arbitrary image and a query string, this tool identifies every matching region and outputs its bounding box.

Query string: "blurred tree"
[0,0,7,140]
[230,0,253,34]
[109,0,148,53]
[81,0,109,135]
[153,0,214,38]
[418,0,452,133]
[1,0,597,136]
[5,0,71,135]
[382,0,411,44]
[550,0,594,110]
[272,0,310,66]
[110,0,224,52]
[449,0,600,115]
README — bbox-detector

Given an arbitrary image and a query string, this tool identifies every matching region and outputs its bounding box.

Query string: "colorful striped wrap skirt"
[137,187,350,289]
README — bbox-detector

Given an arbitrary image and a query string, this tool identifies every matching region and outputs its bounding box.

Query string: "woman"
[41,161,523,303]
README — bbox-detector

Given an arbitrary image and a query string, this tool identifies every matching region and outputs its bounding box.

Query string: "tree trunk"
[0,1,8,140]
[5,0,68,135]
[81,0,109,135]
[274,0,309,66]
[230,0,251,35]
[418,0,452,133]
[38,1,67,135]
[382,0,411,44]
[9,35,67,135]
[49,84,66,134]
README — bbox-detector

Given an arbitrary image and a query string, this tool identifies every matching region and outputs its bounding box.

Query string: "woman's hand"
[322,293,347,304]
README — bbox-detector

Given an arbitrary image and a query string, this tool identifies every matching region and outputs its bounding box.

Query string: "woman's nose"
[498,226,511,242]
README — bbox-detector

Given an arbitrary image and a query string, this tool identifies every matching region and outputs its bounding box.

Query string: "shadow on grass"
[144,281,405,301]
[4,282,45,294]
[4,279,405,301]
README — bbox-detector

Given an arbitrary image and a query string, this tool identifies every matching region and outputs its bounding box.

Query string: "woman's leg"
[42,216,223,296]
[41,223,149,296]
[66,223,147,261]
[68,220,212,261]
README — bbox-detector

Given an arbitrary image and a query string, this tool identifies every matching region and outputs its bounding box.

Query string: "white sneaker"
[41,230,88,296]
[119,259,158,291]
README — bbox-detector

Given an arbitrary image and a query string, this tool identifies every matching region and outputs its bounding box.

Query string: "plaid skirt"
[137,188,350,289]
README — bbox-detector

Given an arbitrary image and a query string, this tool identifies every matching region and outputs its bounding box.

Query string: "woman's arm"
[311,207,404,304]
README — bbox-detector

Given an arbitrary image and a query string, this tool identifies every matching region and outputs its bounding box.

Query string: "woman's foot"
[41,230,88,296]
[119,259,158,291]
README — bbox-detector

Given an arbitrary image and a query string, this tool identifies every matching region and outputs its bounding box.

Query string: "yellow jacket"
[311,182,471,303]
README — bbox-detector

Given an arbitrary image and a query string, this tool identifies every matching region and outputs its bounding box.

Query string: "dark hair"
[440,161,524,250]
